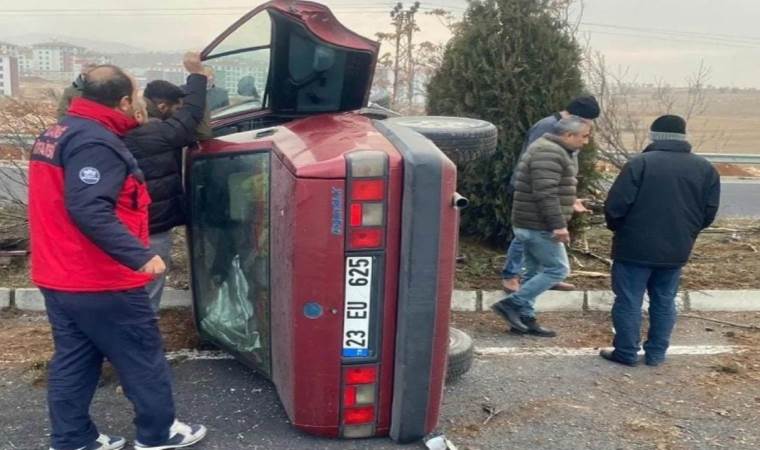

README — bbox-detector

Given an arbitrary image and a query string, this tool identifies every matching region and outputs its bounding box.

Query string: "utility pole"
[406,1,420,109]
[389,2,420,110]
[390,2,404,108]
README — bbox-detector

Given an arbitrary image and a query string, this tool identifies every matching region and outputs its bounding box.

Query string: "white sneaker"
[134,420,208,450]
[50,433,126,450]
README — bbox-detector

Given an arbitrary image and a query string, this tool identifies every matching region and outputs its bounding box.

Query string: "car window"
[190,152,271,375]
[205,11,272,117]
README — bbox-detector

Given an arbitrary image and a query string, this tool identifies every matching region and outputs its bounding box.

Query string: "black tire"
[384,116,498,165]
[446,327,474,383]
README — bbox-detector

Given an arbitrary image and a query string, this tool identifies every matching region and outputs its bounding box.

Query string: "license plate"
[343,256,373,358]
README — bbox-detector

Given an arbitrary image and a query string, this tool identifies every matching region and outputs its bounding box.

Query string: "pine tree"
[427,0,598,243]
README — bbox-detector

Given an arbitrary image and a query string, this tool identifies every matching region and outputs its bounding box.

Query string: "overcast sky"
[0,0,758,87]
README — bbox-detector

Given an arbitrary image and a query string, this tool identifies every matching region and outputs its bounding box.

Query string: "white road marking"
[166,349,235,361]
[476,345,745,357]
[161,345,745,363]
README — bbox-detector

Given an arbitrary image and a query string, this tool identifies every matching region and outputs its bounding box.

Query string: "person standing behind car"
[28,64,207,450]
[124,52,207,313]
[500,95,600,293]
[600,115,720,367]
[491,115,592,338]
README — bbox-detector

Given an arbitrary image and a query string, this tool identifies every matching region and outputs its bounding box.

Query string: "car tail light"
[343,424,375,438]
[344,406,375,425]
[355,384,375,404]
[346,151,388,251]
[345,366,377,384]
[343,386,357,408]
[351,179,385,201]
[350,204,363,227]
[349,228,383,249]
[341,365,378,437]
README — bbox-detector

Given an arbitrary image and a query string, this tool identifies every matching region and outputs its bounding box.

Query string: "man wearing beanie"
[501,95,600,294]
[601,115,720,366]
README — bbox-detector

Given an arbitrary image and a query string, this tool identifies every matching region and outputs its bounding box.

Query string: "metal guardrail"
[621,152,760,165]
[700,153,760,165]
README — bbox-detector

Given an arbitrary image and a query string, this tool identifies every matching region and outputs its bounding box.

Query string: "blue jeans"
[506,228,569,318]
[501,235,524,280]
[610,261,682,364]
[146,230,173,313]
[43,288,176,450]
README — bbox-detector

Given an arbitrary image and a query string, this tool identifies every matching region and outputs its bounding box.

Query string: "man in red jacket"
[29,65,207,450]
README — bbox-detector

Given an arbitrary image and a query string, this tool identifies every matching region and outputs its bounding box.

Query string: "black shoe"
[599,349,638,367]
[521,317,557,338]
[645,356,665,367]
[491,300,529,333]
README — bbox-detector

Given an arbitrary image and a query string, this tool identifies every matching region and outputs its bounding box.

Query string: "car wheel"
[447,327,474,383]
[384,116,498,165]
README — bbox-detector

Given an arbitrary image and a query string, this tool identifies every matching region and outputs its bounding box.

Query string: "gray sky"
[0,0,758,87]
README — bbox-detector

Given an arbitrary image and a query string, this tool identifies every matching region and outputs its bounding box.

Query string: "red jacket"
[29,98,155,291]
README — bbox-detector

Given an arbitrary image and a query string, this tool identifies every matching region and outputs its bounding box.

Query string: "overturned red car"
[187,0,495,442]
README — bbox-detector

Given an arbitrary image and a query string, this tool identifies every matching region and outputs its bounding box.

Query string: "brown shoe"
[550,282,575,291]
[501,278,520,293]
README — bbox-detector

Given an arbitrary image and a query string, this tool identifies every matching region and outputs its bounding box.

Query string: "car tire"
[447,327,474,383]
[384,116,498,165]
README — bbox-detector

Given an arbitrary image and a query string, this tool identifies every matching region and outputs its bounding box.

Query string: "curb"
[1,288,759,313]
[3,287,193,311]
[0,288,10,309]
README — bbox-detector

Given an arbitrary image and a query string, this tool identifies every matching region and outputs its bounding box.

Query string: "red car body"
[188,1,458,442]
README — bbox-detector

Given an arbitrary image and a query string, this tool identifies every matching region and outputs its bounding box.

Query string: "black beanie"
[144,80,185,103]
[566,95,600,120]
[650,115,687,141]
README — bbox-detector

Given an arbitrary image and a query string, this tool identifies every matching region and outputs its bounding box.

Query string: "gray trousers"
[146,230,173,313]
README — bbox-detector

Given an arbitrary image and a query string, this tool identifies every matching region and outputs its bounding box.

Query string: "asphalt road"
[2,312,758,450]
[716,179,760,218]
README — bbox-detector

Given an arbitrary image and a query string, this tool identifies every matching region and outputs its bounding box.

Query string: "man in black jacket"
[601,115,721,367]
[124,52,207,312]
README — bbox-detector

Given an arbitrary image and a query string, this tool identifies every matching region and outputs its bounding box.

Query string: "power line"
[580,29,760,50]
[582,22,760,44]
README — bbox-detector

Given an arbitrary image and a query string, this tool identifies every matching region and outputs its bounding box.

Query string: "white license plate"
[342,256,373,358]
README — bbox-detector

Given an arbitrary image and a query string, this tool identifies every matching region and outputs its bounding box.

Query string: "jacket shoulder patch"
[79,167,101,184]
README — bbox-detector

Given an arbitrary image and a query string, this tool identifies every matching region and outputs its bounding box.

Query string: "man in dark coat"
[600,115,721,367]
[124,52,207,312]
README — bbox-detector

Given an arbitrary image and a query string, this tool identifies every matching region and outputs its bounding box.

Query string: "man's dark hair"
[81,65,134,108]
[144,80,185,105]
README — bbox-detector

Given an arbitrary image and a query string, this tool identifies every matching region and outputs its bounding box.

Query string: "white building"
[32,42,85,74]
[0,55,20,97]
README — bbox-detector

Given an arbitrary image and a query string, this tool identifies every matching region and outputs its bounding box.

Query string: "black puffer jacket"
[605,140,721,268]
[124,73,207,234]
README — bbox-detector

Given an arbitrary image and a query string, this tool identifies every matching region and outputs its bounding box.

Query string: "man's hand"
[183,52,204,75]
[139,255,166,275]
[552,228,570,244]
[573,198,590,214]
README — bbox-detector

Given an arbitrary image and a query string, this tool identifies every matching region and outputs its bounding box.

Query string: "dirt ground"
[0,308,198,370]
[456,218,760,291]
